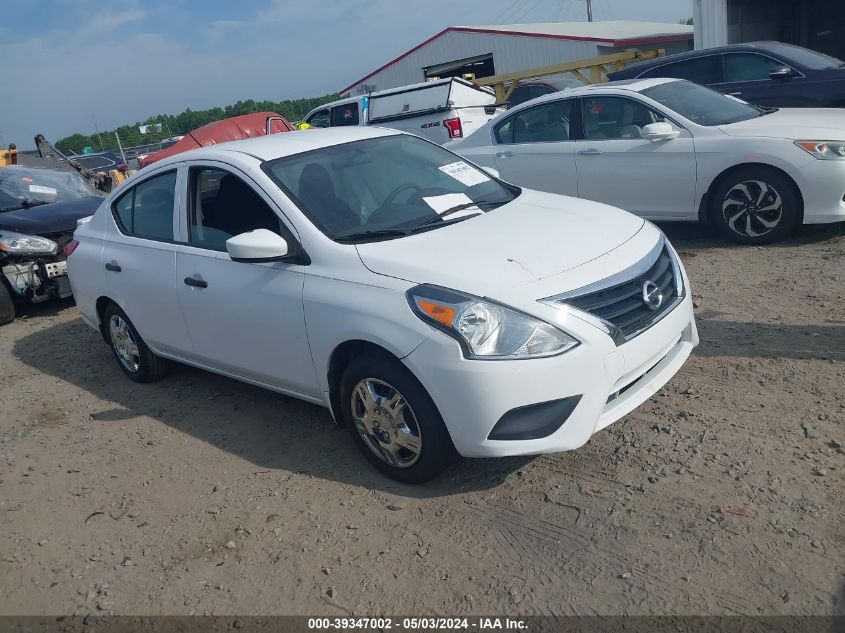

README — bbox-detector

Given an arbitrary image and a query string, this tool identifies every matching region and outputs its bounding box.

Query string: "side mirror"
[481,166,500,179]
[769,66,794,80]
[226,229,289,263]
[642,122,680,142]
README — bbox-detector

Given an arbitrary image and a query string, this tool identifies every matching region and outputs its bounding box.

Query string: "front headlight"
[795,140,845,160]
[0,232,58,256]
[407,284,579,359]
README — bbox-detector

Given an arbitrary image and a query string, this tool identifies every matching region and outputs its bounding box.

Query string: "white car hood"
[719,108,845,140]
[355,189,645,297]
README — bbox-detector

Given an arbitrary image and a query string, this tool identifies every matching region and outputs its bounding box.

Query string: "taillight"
[443,117,463,139]
[63,240,79,257]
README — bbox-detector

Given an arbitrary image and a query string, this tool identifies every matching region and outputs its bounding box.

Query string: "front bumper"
[2,258,72,303]
[795,159,845,224]
[402,291,697,458]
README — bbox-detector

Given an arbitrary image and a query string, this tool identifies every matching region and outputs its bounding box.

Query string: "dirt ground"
[0,222,843,617]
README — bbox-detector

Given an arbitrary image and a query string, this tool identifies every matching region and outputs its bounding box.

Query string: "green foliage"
[55,93,339,154]
[679,17,694,25]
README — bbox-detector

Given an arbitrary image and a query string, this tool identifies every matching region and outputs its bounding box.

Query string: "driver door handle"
[104,261,121,272]
[495,151,514,158]
[184,276,208,289]
[578,148,602,155]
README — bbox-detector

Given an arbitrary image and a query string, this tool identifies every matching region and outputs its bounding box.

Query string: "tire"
[339,354,457,483]
[0,281,15,326]
[103,303,169,383]
[709,167,801,244]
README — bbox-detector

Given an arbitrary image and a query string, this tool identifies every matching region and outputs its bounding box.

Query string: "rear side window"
[496,100,574,144]
[723,53,785,82]
[331,103,359,126]
[111,170,177,241]
[641,55,724,84]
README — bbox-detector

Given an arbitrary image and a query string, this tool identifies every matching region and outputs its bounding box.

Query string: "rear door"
[173,162,318,395]
[490,98,579,196]
[574,95,697,220]
[715,52,808,106]
[100,165,191,355]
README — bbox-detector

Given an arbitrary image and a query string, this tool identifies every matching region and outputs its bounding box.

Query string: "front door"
[174,163,318,396]
[491,98,579,196]
[574,95,697,220]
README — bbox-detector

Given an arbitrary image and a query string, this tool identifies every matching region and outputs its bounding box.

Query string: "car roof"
[149,126,399,167]
[611,41,793,77]
[508,77,678,109]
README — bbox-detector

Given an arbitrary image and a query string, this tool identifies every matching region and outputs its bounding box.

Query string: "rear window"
[331,103,360,126]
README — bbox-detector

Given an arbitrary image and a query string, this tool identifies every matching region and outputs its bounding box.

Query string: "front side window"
[496,100,574,144]
[642,55,724,84]
[306,109,330,128]
[723,53,785,82]
[642,80,763,126]
[263,134,516,241]
[331,103,360,126]
[582,97,665,140]
[111,170,177,241]
[188,168,282,250]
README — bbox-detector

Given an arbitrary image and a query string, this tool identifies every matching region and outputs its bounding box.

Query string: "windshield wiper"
[21,199,50,209]
[418,199,507,226]
[335,228,412,243]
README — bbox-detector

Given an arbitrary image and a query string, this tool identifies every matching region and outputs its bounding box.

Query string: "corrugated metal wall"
[345,31,603,95]
[694,0,728,49]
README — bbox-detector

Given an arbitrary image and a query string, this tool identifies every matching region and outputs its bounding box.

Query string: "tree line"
[55,94,339,155]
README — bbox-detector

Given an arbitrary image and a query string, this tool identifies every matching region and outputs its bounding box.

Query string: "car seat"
[618,104,643,138]
[298,163,359,234]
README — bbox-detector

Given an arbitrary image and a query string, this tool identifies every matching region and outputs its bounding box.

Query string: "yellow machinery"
[0,144,18,167]
[473,49,665,105]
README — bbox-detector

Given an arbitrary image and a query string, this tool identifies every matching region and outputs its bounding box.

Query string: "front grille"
[565,244,679,340]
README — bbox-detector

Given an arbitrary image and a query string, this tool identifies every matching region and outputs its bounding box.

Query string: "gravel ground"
[0,222,843,617]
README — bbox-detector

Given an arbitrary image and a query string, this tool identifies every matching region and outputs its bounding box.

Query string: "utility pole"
[586,0,593,22]
[91,113,105,151]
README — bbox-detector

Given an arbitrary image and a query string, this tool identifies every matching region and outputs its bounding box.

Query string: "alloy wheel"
[109,314,141,373]
[350,378,422,468]
[722,179,783,238]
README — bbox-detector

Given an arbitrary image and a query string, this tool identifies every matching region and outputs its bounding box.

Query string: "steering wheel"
[383,183,422,208]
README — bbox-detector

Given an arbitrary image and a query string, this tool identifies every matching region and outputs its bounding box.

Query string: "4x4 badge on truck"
[642,280,663,311]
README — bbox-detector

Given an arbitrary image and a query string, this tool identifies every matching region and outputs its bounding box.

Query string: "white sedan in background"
[66,127,697,482]
[450,78,845,244]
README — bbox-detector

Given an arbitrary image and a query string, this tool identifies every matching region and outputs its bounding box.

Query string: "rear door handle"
[105,262,121,272]
[495,151,514,158]
[578,148,602,155]
[184,276,208,289]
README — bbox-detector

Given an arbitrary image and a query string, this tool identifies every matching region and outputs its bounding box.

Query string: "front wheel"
[340,355,457,483]
[0,281,15,326]
[710,167,801,244]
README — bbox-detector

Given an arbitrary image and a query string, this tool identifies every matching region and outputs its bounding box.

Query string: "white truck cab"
[303,77,500,144]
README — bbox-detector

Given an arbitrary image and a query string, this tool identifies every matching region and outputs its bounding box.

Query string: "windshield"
[642,80,763,126]
[0,166,101,212]
[263,134,517,241]
[763,42,842,70]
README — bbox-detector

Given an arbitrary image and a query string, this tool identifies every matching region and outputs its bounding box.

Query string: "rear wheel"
[0,281,15,326]
[710,167,800,244]
[103,303,169,383]
[340,355,456,483]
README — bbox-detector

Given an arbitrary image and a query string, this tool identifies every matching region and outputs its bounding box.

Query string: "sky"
[0,0,692,148]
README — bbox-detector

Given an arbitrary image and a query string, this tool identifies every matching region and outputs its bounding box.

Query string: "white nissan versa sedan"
[449,78,845,244]
[66,127,698,482]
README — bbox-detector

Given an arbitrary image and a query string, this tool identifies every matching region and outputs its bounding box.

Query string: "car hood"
[355,189,645,297]
[718,108,845,140]
[0,196,102,235]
